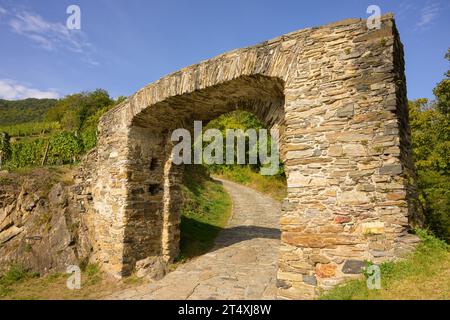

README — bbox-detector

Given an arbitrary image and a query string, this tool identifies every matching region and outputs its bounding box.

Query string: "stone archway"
[89,14,422,299]
[124,74,286,276]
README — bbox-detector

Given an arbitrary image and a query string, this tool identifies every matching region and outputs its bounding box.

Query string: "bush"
[8,138,48,168]
[47,132,82,165]
[409,50,450,242]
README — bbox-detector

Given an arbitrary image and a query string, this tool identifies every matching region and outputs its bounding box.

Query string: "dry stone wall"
[87,14,422,299]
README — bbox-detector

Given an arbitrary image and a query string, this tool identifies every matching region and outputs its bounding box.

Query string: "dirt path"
[106,179,281,300]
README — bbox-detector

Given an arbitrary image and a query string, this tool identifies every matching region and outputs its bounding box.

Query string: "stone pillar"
[91,108,130,278]
[277,17,421,299]
[161,146,184,262]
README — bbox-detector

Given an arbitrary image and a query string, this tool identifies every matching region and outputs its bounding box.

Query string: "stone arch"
[90,14,422,298]
[123,75,286,275]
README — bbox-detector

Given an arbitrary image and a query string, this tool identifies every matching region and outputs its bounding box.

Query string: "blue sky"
[0,0,449,101]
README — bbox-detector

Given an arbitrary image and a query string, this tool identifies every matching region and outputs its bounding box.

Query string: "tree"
[410,48,450,242]
[45,89,113,134]
[433,48,450,114]
[445,48,450,78]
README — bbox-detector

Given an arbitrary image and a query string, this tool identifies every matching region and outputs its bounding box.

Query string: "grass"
[0,165,75,194]
[176,165,232,263]
[214,165,286,201]
[0,264,37,297]
[0,263,142,300]
[320,229,450,300]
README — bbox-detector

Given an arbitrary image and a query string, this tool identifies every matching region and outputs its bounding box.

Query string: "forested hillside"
[0,99,57,126]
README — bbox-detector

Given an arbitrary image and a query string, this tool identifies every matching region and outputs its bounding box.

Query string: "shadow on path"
[179,216,280,260]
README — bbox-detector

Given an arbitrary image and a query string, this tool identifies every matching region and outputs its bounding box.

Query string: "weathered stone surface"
[0,226,23,244]
[0,167,93,275]
[336,103,354,118]
[379,164,403,175]
[316,263,337,278]
[135,256,167,280]
[303,275,317,286]
[334,215,352,224]
[310,254,331,264]
[338,191,369,205]
[362,222,385,235]
[342,260,366,274]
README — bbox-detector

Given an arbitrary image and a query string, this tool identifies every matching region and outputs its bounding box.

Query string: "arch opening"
[122,75,286,275]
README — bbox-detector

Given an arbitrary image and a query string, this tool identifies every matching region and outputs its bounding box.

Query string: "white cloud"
[0,79,59,100]
[417,2,441,29]
[0,6,6,21]
[1,8,98,66]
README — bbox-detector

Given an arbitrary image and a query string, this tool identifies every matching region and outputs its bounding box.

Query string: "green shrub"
[0,264,37,297]
[47,132,82,165]
[8,138,47,168]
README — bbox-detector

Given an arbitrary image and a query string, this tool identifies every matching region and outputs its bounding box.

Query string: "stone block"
[315,263,337,278]
[362,222,385,235]
[342,260,366,274]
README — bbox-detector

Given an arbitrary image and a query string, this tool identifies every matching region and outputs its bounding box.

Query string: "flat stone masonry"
[82,13,423,299]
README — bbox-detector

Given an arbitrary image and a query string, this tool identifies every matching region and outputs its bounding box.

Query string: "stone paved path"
[106,179,281,300]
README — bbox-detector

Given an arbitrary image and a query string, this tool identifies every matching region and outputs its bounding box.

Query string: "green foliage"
[47,132,83,165]
[434,79,450,115]
[8,138,48,168]
[0,264,37,297]
[434,48,450,113]
[205,110,282,175]
[0,99,57,126]
[0,90,124,170]
[409,99,449,172]
[215,165,286,201]
[0,132,12,168]
[83,263,102,286]
[177,165,232,262]
[409,49,450,243]
[409,99,450,241]
[45,89,113,134]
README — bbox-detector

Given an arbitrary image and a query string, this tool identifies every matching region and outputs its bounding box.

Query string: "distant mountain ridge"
[0,98,58,126]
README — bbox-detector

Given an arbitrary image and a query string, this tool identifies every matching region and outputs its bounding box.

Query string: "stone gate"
[87,14,422,299]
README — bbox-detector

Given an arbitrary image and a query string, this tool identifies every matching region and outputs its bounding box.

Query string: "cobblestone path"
[106,179,281,300]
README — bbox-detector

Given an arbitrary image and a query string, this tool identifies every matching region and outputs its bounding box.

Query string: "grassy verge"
[176,165,232,263]
[213,166,286,201]
[0,263,143,300]
[320,230,450,300]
